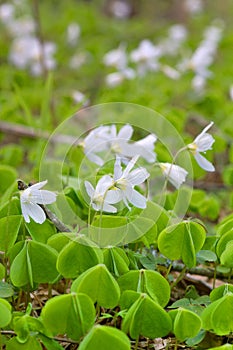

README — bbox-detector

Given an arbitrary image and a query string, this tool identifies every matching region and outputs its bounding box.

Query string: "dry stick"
[0,121,78,145]
[172,262,229,280]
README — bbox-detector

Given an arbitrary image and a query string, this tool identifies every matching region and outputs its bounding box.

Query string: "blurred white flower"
[7,17,35,37]
[9,36,56,75]
[160,163,188,189]
[185,0,203,15]
[111,0,132,19]
[85,175,118,213]
[108,155,149,209]
[103,43,128,70]
[0,3,15,23]
[66,23,80,46]
[105,68,135,87]
[159,24,187,56]
[161,65,181,80]
[188,121,215,171]
[71,90,88,105]
[229,85,233,100]
[20,180,57,224]
[130,39,161,76]
[69,52,87,69]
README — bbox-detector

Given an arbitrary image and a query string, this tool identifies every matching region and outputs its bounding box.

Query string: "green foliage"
[202,293,233,335]
[0,215,22,252]
[158,221,206,268]
[169,308,202,341]
[121,293,172,339]
[10,241,59,288]
[79,325,131,350]
[56,235,103,278]
[118,269,170,307]
[0,298,12,327]
[41,293,95,341]
[71,264,121,308]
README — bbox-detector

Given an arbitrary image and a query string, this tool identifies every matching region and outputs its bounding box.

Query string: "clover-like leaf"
[71,264,120,308]
[118,269,170,307]
[158,221,206,268]
[41,292,95,341]
[79,325,131,350]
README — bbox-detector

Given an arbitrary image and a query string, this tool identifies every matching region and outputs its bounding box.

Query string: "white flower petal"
[28,180,48,191]
[194,153,215,172]
[85,181,95,198]
[96,175,113,194]
[22,202,46,224]
[102,203,118,213]
[20,202,30,223]
[114,156,123,180]
[30,190,57,204]
[122,155,139,177]
[85,152,104,166]
[127,168,150,185]
[195,133,215,152]
[128,189,147,209]
[118,124,133,140]
[105,188,122,204]
[161,163,188,189]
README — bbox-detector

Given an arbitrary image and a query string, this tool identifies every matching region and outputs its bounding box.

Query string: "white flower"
[105,68,135,87]
[109,125,157,163]
[103,43,128,70]
[108,156,149,209]
[130,39,161,76]
[188,121,215,171]
[85,175,119,213]
[20,180,57,224]
[66,23,80,46]
[160,163,188,189]
[81,124,157,166]
[9,36,56,76]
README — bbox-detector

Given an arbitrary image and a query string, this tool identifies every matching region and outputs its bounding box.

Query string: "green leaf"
[0,281,14,298]
[216,229,233,258]
[71,264,120,308]
[0,197,21,218]
[39,335,64,350]
[220,241,233,268]
[202,293,233,335]
[0,165,17,195]
[158,221,206,268]
[169,308,202,341]
[47,232,77,252]
[79,325,131,350]
[26,220,56,243]
[118,269,170,307]
[121,293,171,339]
[210,284,233,302]
[6,336,42,350]
[41,293,95,341]
[10,241,59,288]
[57,235,103,278]
[103,247,129,276]
[0,215,22,252]
[0,298,12,327]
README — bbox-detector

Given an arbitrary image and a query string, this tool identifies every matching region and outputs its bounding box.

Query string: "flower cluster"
[81,124,157,166]
[0,2,56,76]
[103,21,223,92]
[19,122,215,222]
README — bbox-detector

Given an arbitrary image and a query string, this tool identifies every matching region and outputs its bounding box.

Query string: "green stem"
[171,265,187,289]
[228,268,232,283]
[134,337,139,350]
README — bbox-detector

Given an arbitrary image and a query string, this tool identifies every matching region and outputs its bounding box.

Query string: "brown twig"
[0,121,78,145]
